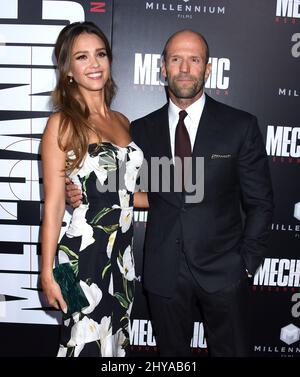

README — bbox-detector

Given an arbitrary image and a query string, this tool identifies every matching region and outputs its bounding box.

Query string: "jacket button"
[176,239,180,244]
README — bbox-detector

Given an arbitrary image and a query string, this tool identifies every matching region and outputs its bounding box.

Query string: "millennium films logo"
[254,323,300,355]
[280,324,300,345]
[254,292,300,356]
[254,294,300,355]
[133,53,230,96]
[266,125,300,163]
[278,87,299,97]
[145,0,226,19]
[275,0,300,24]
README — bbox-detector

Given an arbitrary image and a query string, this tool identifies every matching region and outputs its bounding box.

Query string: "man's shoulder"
[131,103,168,126]
[206,95,256,122]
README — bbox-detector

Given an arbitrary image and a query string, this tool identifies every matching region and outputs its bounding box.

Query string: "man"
[130,30,273,357]
[67,30,273,357]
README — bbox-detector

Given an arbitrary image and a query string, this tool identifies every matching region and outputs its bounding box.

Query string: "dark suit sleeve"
[238,116,274,275]
[130,120,140,145]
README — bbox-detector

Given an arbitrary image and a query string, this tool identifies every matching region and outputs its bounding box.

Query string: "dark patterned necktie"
[175,110,191,189]
[175,110,191,161]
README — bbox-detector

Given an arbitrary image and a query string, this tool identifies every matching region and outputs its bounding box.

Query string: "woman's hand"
[41,273,68,314]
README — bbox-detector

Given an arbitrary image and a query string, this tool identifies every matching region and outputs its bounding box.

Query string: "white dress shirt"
[168,93,206,161]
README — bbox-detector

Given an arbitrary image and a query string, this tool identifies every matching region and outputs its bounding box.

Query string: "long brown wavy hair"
[52,21,117,171]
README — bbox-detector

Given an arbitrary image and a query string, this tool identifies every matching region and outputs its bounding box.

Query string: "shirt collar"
[168,93,206,127]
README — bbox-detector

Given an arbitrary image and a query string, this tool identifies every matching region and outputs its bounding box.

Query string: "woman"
[41,21,144,357]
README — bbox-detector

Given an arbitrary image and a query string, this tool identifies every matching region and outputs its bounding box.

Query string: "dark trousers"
[147,251,250,357]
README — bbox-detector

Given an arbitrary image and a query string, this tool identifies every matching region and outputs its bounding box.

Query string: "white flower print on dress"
[106,230,117,258]
[57,345,67,357]
[79,282,102,315]
[66,204,95,251]
[71,152,108,185]
[99,316,113,357]
[58,249,70,264]
[127,300,134,317]
[108,273,114,296]
[72,312,80,324]
[57,344,84,358]
[124,150,144,193]
[112,189,133,233]
[114,328,126,357]
[73,344,85,357]
[117,245,135,281]
[57,142,143,357]
[117,147,127,163]
[67,316,102,347]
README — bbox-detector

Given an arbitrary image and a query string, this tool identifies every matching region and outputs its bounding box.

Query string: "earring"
[69,76,73,83]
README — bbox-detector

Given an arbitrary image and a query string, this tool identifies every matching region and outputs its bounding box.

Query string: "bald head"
[162,29,210,64]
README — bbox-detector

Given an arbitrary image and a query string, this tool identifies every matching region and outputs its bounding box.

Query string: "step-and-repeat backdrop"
[0,0,299,357]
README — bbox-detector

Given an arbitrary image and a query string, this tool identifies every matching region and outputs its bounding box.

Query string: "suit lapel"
[192,95,217,159]
[184,95,219,207]
[152,105,182,207]
[153,104,172,160]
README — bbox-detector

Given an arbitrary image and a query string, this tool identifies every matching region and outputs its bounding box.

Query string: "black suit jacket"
[131,95,274,296]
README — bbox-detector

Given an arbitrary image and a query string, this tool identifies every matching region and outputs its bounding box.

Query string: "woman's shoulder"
[112,110,130,129]
[43,111,68,145]
[46,111,63,129]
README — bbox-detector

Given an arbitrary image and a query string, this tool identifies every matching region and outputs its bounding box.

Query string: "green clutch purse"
[53,263,89,319]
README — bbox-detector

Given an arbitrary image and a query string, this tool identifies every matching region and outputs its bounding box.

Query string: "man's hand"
[65,177,82,208]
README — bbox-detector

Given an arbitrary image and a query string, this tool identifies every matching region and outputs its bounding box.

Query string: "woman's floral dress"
[56,141,143,357]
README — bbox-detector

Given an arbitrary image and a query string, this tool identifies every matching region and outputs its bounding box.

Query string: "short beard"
[168,75,204,99]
